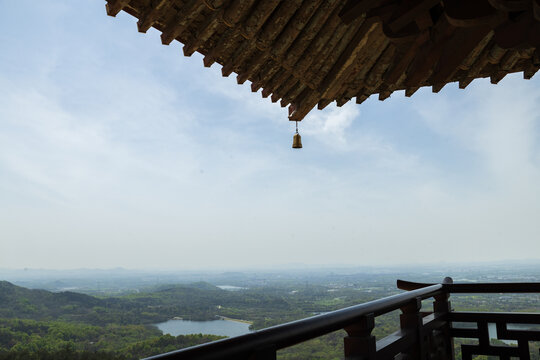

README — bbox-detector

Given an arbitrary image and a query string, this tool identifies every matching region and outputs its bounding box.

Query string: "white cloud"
[303,102,357,145]
[415,76,540,192]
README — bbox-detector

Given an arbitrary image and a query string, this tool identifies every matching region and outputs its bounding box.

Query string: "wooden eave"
[105,0,540,121]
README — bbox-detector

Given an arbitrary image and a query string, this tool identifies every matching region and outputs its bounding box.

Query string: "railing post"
[400,297,425,360]
[432,277,455,360]
[344,313,376,360]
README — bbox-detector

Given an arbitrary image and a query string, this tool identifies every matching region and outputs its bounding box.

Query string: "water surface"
[156,319,252,337]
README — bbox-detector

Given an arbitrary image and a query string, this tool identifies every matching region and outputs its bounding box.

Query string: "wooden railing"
[399,279,540,360]
[144,279,540,360]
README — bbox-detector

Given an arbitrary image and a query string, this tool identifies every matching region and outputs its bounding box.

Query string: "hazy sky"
[1,1,539,270]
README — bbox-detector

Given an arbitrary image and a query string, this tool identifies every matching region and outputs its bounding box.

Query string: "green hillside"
[0,281,102,322]
[0,281,299,328]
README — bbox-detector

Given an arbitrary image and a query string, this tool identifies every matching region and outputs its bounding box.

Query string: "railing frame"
[400,279,540,360]
[144,279,540,360]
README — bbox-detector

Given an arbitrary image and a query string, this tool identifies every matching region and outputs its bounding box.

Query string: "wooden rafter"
[105,0,539,121]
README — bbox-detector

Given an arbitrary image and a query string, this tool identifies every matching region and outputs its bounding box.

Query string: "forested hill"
[0,281,237,359]
[0,280,296,328]
[0,280,224,325]
[0,280,102,321]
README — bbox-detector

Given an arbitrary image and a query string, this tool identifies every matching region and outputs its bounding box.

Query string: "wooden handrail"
[450,311,540,323]
[397,279,540,293]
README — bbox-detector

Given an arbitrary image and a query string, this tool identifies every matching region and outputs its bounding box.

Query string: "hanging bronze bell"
[292,132,302,149]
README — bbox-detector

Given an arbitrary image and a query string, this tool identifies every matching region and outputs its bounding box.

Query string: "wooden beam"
[160,0,205,45]
[404,18,454,87]
[318,19,378,98]
[256,0,303,50]
[499,50,521,70]
[459,77,474,88]
[259,69,286,97]
[405,87,419,96]
[382,22,421,43]
[272,77,298,103]
[137,0,168,33]
[256,62,282,94]
[387,0,441,33]
[221,42,256,77]
[236,0,314,86]
[301,18,360,88]
[237,55,268,84]
[364,43,396,89]
[183,12,222,56]
[203,55,215,68]
[533,0,540,21]
[282,82,306,108]
[523,64,539,79]
[282,0,340,69]
[356,94,369,104]
[527,21,540,47]
[415,11,435,30]
[339,0,387,24]
[105,0,130,17]
[240,0,281,39]
[261,88,272,98]
[465,42,495,79]
[288,88,320,121]
[430,26,491,85]
[444,0,506,27]
[487,44,506,64]
[432,83,445,92]
[202,0,226,11]
[287,5,345,75]
[459,29,493,70]
[494,12,534,49]
[251,81,261,93]
[270,0,324,59]
[366,3,401,25]
[203,30,241,68]
[378,90,392,100]
[490,71,506,83]
[487,0,530,12]
[383,30,430,85]
[317,99,333,110]
[336,97,351,107]
[221,0,257,27]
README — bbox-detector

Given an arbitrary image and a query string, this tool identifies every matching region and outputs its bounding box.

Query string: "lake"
[216,285,247,291]
[155,319,253,337]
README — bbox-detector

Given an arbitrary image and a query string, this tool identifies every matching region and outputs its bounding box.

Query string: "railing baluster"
[477,321,489,348]
[344,313,376,360]
[433,278,454,360]
[461,345,472,360]
[518,339,531,360]
[400,297,425,360]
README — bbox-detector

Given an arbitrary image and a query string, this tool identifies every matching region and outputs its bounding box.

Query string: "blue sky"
[1,1,539,270]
